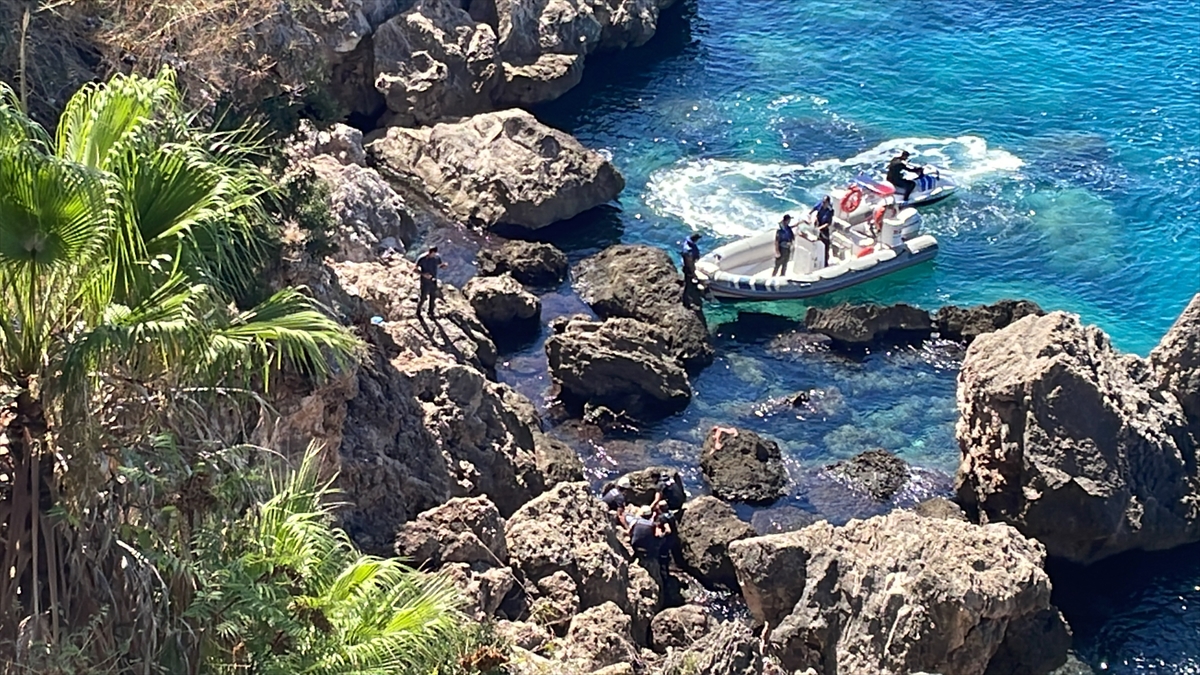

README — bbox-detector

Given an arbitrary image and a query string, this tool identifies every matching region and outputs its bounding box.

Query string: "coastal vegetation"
[0,69,487,674]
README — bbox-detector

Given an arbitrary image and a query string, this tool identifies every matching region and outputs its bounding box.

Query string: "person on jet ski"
[887,151,923,202]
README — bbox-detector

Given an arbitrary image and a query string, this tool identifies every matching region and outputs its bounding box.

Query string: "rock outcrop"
[505,482,661,642]
[373,0,502,126]
[728,511,1065,675]
[824,448,911,502]
[934,299,1044,343]
[660,621,766,675]
[574,245,713,369]
[370,109,624,229]
[477,239,570,287]
[700,426,788,504]
[462,273,541,338]
[1150,294,1200,450]
[309,156,418,262]
[804,302,933,345]
[955,310,1200,563]
[677,496,756,590]
[558,602,644,672]
[533,433,586,488]
[650,604,714,652]
[393,496,508,568]
[545,317,691,420]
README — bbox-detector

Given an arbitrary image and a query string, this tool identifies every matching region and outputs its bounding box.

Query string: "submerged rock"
[804,302,933,345]
[477,239,570,286]
[699,426,788,504]
[727,511,1064,674]
[573,244,713,369]
[934,299,1044,343]
[956,310,1200,564]
[373,0,501,126]
[677,496,756,590]
[824,448,911,502]
[545,317,691,420]
[462,273,541,338]
[370,109,624,229]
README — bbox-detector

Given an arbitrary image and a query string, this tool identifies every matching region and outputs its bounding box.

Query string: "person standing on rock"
[679,232,702,304]
[415,246,448,319]
[773,215,795,276]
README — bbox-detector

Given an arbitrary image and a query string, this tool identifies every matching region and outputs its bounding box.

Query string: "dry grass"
[0,0,334,127]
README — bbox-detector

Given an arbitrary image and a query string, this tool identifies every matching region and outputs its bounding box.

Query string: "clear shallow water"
[501,0,1199,668]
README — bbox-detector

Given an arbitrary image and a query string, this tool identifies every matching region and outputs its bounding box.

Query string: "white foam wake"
[644,136,1023,238]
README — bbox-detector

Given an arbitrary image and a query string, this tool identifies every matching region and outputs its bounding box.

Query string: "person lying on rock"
[711,425,738,450]
[602,476,633,526]
[628,505,662,561]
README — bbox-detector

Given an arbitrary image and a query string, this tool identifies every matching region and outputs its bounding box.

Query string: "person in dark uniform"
[887,151,922,202]
[811,196,835,267]
[650,472,686,570]
[601,476,632,526]
[415,247,448,318]
[679,232,702,305]
[772,215,795,277]
[628,505,662,560]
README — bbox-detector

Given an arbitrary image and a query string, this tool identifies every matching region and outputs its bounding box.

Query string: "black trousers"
[417,279,438,316]
[773,246,792,276]
[893,177,916,200]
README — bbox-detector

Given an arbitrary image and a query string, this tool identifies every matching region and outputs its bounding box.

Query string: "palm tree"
[191,444,474,675]
[0,69,360,665]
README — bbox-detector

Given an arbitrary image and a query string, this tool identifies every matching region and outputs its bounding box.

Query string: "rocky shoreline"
[226,2,1200,672]
[272,107,1200,671]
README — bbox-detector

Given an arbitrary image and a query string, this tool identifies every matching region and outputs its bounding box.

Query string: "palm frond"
[55,68,180,170]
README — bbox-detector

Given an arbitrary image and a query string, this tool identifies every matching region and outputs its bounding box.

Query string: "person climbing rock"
[602,476,633,526]
[628,505,661,560]
[415,246,448,319]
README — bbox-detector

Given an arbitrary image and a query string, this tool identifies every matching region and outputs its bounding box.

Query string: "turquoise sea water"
[505,0,1200,669]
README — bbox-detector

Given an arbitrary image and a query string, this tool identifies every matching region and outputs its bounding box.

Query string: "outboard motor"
[882,207,922,245]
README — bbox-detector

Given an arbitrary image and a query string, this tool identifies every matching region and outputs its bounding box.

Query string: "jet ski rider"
[887,150,923,203]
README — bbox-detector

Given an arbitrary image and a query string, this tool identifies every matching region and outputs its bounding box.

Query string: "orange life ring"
[840,186,862,213]
[871,205,888,233]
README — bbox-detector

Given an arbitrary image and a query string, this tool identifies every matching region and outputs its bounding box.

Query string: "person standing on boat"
[811,196,835,267]
[887,150,923,203]
[773,214,795,276]
[679,232,702,304]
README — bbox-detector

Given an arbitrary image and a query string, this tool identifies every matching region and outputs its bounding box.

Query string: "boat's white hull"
[696,233,938,301]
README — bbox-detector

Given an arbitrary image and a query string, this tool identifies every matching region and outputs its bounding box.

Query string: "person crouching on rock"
[415,246,448,319]
[602,476,633,527]
[628,505,662,561]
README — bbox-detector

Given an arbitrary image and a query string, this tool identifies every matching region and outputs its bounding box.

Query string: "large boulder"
[505,482,661,642]
[545,317,691,420]
[462,273,541,338]
[804,302,933,345]
[728,511,1065,675]
[373,0,501,126]
[393,496,508,568]
[574,244,713,369]
[934,299,1045,343]
[370,109,624,229]
[308,156,418,262]
[650,604,714,652]
[495,53,586,106]
[700,427,788,504]
[1150,293,1200,450]
[477,239,569,287]
[677,496,756,590]
[824,448,911,502]
[955,311,1200,563]
[533,433,586,488]
[661,621,765,675]
[559,602,642,672]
